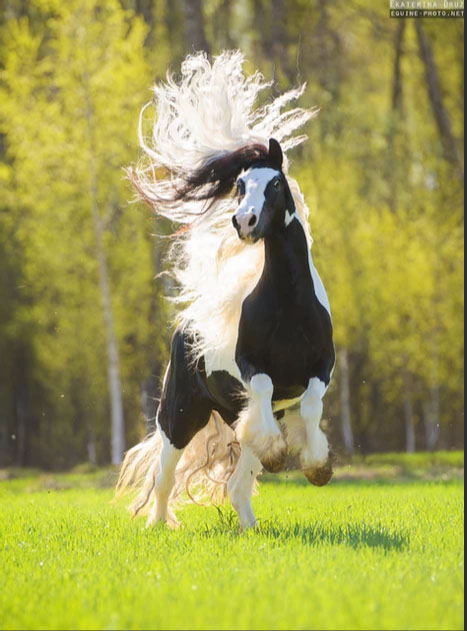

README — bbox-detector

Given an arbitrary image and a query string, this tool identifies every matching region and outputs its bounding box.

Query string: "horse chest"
[238,287,327,364]
[235,230,333,396]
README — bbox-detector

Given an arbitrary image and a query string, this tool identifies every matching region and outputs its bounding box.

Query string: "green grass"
[0,457,464,630]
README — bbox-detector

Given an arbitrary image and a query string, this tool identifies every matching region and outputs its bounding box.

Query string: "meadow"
[0,453,464,631]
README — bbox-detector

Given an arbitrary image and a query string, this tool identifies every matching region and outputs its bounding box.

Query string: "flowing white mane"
[130,50,317,375]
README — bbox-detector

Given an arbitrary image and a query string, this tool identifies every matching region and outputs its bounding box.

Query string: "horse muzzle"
[232,209,258,241]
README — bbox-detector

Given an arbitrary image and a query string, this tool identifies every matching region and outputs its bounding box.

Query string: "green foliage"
[0,473,464,629]
[0,1,464,465]
[0,0,170,466]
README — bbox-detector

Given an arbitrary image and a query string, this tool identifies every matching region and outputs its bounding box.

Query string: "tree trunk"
[388,21,406,213]
[87,430,97,465]
[403,375,415,453]
[183,0,210,54]
[253,0,271,58]
[0,410,8,467]
[415,21,463,176]
[392,21,406,112]
[271,0,294,84]
[92,207,126,465]
[84,91,125,466]
[134,0,155,45]
[14,386,26,466]
[423,395,440,451]
[423,351,440,450]
[339,348,355,455]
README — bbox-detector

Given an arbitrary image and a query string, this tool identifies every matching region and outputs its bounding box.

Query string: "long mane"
[129,50,317,372]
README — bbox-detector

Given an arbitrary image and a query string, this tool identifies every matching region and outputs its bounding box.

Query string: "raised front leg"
[228,445,263,530]
[300,377,333,486]
[235,373,287,473]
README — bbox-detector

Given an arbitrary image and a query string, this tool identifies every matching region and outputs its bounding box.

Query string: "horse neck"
[261,218,313,294]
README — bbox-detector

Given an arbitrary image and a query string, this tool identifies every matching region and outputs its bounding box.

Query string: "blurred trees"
[0,0,463,467]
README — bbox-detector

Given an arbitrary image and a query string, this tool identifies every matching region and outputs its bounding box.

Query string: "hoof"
[257,435,288,473]
[251,434,287,473]
[303,460,333,486]
[261,447,288,473]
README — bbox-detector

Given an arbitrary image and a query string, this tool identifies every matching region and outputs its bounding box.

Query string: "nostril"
[232,215,239,230]
[248,215,257,227]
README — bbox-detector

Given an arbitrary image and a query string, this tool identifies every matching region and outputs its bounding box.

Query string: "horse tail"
[115,412,242,517]
[173,412,241,506]
[115,430,162,517]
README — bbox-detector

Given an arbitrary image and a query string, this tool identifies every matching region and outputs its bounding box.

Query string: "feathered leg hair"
[115,413,244,523]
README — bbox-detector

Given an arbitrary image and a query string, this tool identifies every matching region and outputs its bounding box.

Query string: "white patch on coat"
[227,445,262,530]
[292,213,332,317]
[235,373,286,462]
[234,167,280,237]
[147,426,183,527]
[284,209,295,226]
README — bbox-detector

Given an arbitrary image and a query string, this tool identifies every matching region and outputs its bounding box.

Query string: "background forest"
[0,0,464,469]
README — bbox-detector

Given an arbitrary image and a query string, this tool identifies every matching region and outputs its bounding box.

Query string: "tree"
[1,0,169,467]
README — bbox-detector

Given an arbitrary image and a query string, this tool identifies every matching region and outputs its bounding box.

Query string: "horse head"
[232,139,296,242]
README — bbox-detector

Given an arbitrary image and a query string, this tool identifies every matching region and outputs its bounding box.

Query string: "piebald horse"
[117,51,335,530]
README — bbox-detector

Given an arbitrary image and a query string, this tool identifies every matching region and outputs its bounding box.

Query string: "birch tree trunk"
[423,350,440,450]
[91,200,125,465]
[87,430,97,466]
[85,92,125,466]
[423,393,440,451]
[339,348,355,454]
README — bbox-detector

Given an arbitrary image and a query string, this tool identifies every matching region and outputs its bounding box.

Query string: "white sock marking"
[300,377,329,469]
[236,373,285,461]
[147,426,183,526]
[228,445,262,530]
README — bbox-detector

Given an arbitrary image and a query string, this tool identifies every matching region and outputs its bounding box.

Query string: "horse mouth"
[238,231,259,244]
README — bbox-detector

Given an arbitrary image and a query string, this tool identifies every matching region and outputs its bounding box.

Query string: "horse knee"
[250,373,274,397]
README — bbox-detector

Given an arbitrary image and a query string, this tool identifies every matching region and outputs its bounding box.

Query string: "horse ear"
[268,138,283,169]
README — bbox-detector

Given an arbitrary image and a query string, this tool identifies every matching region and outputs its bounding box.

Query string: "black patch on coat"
[158,328,245,449]
[235,218,335,400]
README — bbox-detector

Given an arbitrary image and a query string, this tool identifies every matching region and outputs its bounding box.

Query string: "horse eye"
[273,178,281,189]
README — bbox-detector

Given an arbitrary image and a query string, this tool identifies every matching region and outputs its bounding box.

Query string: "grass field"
[0,453,464,630]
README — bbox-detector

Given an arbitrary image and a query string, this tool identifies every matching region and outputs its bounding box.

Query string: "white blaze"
[234,167,280,236]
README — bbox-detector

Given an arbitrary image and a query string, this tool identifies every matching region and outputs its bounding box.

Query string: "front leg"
[235,373,287,473]
[300,377,333,486]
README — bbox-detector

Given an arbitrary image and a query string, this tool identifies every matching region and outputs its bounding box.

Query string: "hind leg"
[147,426,183,528]
[228,445,263,530]
[146,328,213,527]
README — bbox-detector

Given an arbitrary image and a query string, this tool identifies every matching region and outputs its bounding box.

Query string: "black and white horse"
[117,51,335,530]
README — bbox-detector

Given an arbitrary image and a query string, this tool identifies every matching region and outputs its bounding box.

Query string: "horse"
[116,51,335,530]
